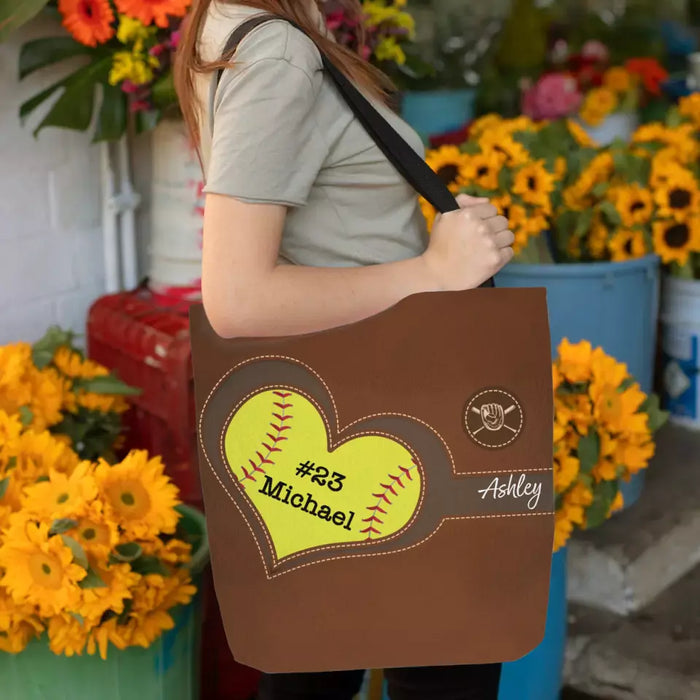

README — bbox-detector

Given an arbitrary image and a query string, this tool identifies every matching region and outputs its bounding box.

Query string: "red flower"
[625,58,669,97]
[429,123,472,148]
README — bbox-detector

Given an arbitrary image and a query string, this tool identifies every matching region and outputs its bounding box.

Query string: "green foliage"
[32,326,77,369]
[585,480,619,530]
[0,0,50,42]
[52,407,124,463]
[578,431,601,475]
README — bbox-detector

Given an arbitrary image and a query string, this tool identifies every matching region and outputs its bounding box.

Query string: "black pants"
[257,664,502,700]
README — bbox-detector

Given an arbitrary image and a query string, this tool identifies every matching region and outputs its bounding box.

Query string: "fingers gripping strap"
[215,14,495,288]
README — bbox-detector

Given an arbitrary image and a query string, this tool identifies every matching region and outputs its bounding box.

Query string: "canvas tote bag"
[190,14,554,674]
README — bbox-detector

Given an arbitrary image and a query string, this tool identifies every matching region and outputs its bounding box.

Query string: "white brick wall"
[0,17,106,346]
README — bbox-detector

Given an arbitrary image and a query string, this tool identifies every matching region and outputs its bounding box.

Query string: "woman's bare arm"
[202,193,513,338]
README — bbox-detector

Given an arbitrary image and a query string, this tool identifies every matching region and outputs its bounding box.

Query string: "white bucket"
[148,119,203,300]
[579,111,639,146]
[661,276,700,429]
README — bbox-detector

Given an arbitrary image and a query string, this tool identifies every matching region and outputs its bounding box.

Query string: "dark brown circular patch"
[464,389,524,449]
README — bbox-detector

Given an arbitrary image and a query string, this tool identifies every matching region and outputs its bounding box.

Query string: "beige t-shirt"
[197,3,428,267]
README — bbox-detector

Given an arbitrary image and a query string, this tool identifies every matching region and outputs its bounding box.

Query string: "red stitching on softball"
[238,392,293,489]
[364,461,419,540]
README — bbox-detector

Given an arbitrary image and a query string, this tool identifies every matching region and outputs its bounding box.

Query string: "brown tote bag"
[190,15,554,674]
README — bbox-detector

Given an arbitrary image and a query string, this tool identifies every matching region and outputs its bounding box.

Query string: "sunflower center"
[624,238,634,255]
[502,206,511,219]
[107,480,151,520]
[630,201,645,213]
[477,166,490,178]
[669,188,691,209]
[56,493,69,504]
[28,552,63,589]
[527,176,537,190]
[665,223,690,249]
[436,164,459,186]
[82,528,96,540]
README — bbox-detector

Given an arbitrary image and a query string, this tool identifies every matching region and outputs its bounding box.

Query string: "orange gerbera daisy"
[58,0,115,47]
[115,0,192,28]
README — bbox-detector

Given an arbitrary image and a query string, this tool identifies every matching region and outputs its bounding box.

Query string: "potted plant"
[0,330,209,699]
[498,339,667,700]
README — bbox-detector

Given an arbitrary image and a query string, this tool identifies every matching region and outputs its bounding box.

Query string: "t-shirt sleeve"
[203,56,328,207]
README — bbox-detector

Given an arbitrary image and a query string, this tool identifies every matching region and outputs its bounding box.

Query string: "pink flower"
[521,73,583,120]
[581,40,609,63]
[129,99,151,113]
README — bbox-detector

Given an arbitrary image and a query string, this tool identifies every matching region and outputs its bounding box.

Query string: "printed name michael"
[258,476,356,531]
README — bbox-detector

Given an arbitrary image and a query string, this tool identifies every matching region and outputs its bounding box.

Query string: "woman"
[175,1,514,698]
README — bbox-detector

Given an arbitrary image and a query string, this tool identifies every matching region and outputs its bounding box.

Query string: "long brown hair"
[174,0,394,152]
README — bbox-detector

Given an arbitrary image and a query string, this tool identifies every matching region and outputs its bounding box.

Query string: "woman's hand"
[421,195,514,291]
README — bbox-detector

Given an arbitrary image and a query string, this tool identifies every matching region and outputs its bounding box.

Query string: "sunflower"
[608,229,648,261]
[603,66,634,93]
[425,146,469,193]
[633,123,698,165]
[0,588,43,654]
[679,93,700,128]
[554,510,574,551]
[58,0,115,47]
[477,131,530,167]
[587,217,610,260]
[21,461,98,521]
[654,169,700,221]
[566,119,596,148]
[652,217,700,265]
[120,571,196,649]
[79,563,140,622]
[76,390,130,414]
[140,536,192,565]
[579,87,618,126]
[512,161,555,212]
[96,450,180,539]
[0,519,86,617]
[47,614,91,657]
[462,150,505,191]
[53,346,110,381]
[468,114,504,139]
[554,453,580,494]
[557,339,593,384]
[418,196,436,232]
[513,211,548,253]
[114,0,191,28]
[72,501,120,558]
[614,436,655,475]
[608,184,654,227]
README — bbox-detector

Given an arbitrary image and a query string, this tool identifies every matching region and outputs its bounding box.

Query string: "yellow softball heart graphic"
[223,389,422,560]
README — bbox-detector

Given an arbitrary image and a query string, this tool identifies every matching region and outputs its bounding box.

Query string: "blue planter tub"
[400,88,477,143]
[496,256,661,507]
[498,549,568,700]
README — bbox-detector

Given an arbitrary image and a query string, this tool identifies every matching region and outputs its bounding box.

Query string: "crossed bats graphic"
[471,402,518,436]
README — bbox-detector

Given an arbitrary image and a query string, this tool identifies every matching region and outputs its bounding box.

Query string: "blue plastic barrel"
[496,256,661,506]
[498,549,568,700]
[400,89,476,143]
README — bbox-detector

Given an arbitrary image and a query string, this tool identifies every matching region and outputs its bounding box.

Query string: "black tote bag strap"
[215,14,495,287]
[215,14,458,214]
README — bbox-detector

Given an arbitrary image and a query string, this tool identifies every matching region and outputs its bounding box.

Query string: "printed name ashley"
[258,476,356,531]
[477,473,543,510]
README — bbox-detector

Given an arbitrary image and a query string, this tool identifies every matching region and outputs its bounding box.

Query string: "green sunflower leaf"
[32,326,76,369]
[585,480,618,530]
[641,393,670,433]
[49,518,79,537]
[0,477,9,500]
[117,598,134,625]
[111,542,143,563]
[70,612,85,625]
[578,431,600,474]
[6,456,17,471]
[61,535,89,569]
[79,567,107,589]
[18,406,33,427]
[72,374,141,396]
[131,556,170,577]
[599,200,622,227]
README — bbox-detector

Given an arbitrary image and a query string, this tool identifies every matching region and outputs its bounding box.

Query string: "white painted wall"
[0,17,107,345]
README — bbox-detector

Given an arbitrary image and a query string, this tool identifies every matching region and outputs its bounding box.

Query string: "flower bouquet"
[522,54,668,128]
[325,0,415,72]
[16,0,190,140]
[0,327,138,461]
[551,340,667,551]
[0,419,197,659]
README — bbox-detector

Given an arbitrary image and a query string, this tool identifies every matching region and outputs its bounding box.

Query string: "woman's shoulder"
[201,5,322,80]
